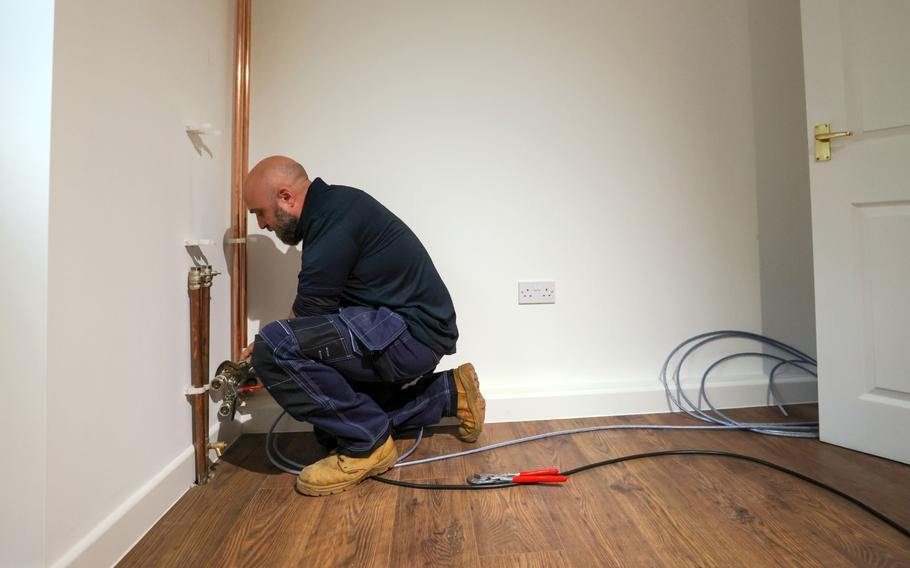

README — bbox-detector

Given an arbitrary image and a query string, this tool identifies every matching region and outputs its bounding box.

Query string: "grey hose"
[660,331,818,438]
[265,331,819,474]
[267,410,427,474]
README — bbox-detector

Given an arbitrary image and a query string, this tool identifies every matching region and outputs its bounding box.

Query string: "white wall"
[247,0,815,423]
[0,3,55,565]
[747,0,816,359]
[0,2,814,563]
[45,1,234,566]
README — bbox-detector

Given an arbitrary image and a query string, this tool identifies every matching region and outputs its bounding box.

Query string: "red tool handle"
[512,475,568,483]
[519,469,560,476]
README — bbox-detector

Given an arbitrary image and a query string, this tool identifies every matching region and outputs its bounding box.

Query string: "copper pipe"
[230,0,252,360]
[190,266,220,485]
[200,268,212,481]
[200,269,212,393]
[188,267,207,485]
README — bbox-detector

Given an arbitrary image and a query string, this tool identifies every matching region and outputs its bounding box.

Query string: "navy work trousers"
[252,306,457,457]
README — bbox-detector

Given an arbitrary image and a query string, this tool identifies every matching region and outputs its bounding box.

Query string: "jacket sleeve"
[292,223,359,317]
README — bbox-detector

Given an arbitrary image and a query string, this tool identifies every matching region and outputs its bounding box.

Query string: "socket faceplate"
[519,281,555,304]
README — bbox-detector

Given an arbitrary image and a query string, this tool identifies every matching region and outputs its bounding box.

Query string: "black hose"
[370,449,910,540]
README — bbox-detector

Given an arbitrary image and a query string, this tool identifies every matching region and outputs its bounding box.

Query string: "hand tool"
[467,469,568,485]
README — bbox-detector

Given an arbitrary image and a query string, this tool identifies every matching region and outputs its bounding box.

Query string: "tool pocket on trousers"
[339,306,407,352]
[288,317,352,363]
[340,306,408,382]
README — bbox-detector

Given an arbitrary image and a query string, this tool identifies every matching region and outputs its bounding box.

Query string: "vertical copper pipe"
[189,267,207,485]
[200,268,212,482]
[230,0,252,360]
[201,271,212,393]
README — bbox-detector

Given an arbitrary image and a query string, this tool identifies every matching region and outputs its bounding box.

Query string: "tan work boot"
[453,363,485,442]
[295,435,398,496]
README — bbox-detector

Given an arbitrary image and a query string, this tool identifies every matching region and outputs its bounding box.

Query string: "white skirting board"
[51,420,242,568]
[239,374,818,433]
[484,375,818,424]
[52,376,816,567]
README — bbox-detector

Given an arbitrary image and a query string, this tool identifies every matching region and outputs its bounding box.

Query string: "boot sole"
[456,363,485,443]
[295,444,398,497]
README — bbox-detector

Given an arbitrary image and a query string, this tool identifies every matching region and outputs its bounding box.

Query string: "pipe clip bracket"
[185,384,210,396]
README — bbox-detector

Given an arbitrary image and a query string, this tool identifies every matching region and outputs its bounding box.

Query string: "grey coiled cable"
[660,331,818,438]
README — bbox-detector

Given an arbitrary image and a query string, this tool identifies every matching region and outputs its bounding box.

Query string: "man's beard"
[273,206,301,245]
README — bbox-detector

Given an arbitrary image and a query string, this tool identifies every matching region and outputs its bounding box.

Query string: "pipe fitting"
[208,441,228,458]
[188,266,203,290]
[200,265,221,287]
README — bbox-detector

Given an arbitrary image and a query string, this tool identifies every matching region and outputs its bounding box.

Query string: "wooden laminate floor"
[119,405,910,567]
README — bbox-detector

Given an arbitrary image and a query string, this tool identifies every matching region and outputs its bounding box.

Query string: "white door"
[800,0,910,464]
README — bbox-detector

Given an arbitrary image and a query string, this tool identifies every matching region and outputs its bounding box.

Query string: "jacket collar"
[294,177,328,242]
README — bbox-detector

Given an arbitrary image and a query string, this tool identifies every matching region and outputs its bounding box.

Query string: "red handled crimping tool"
[467,469,568,485]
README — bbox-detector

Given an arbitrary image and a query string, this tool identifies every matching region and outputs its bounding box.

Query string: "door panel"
[850,0,910,130]
[855,202,910,396]
[801,0,910,463]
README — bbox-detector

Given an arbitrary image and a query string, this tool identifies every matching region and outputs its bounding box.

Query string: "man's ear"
[276,187,293,204]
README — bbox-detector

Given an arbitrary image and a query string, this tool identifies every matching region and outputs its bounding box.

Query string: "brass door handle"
[814,124,852,161]
[814,130,853,142]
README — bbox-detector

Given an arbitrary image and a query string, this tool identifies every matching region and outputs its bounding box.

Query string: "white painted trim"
[236,395,314,433]
[239,375,818,433]
[485,375,818,423]
[51,422,238,568]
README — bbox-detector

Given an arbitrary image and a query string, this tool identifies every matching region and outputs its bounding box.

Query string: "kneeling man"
[241,156,484,496]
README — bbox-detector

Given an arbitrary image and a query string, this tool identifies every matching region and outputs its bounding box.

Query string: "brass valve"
[200,265,221,286]
[208,441,228,458]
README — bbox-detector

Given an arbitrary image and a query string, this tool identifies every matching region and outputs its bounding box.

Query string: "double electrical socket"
[518,281,556,304]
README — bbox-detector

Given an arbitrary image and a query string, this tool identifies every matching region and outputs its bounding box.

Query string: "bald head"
[244,156,308,202]
[243,156,312,245]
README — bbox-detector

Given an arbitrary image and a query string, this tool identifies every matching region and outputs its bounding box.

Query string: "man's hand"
[240,311,294,362]
[240,340,256,362]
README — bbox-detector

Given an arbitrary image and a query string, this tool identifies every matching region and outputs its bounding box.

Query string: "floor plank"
[119,405,910,567]
[389,476,481,567]
[480,550,574,568]
[117,435,265,568]
[294,469,399,567]
[206,487,325,567]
